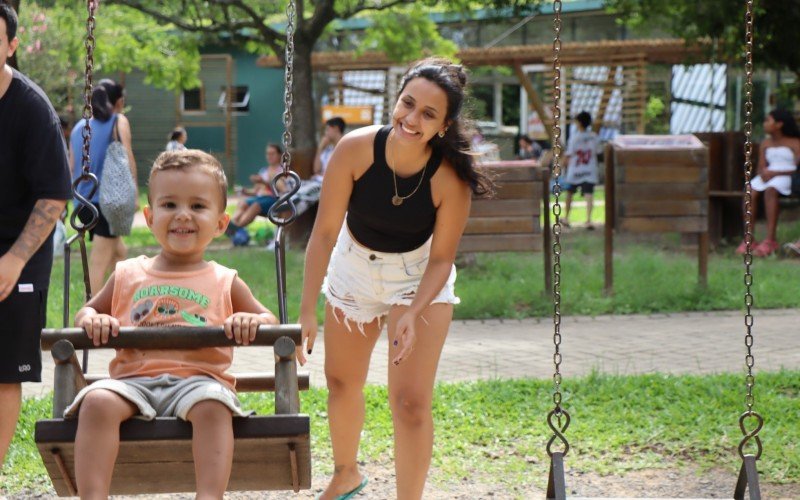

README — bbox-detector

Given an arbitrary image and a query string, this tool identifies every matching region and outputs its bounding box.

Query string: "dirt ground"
[7,461,800,499]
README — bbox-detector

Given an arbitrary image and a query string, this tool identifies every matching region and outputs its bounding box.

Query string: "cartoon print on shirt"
[130,300,154,324]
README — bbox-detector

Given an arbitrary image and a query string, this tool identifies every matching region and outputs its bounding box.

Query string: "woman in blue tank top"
[299,58,493,500]
[69,79,138,295]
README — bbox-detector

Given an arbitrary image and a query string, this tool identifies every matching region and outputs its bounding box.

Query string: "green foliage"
[359,4,458,63]
[644,96,669,134]
[15,2,201,119]
[607,0,800,93]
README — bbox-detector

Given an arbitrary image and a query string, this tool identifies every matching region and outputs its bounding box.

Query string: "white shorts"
[64,374,250,420]
[321,225,459,333]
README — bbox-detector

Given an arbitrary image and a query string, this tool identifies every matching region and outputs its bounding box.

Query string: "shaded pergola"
[258,38,709,135]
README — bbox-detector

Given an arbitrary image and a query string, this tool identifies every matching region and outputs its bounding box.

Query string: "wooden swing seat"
[35,325,311,496]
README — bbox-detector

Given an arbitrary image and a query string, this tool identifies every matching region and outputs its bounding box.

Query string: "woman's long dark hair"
[398,58,494,197]
[769,108,800,138]
[90,79,124,122]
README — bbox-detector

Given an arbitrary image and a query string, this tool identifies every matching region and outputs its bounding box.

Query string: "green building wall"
[122,49,284,188]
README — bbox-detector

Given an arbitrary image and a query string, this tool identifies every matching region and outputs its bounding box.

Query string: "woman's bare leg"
[764,188,780,241]
[387,303,452,500]
[318,305,381,499]
[232,202,263,228]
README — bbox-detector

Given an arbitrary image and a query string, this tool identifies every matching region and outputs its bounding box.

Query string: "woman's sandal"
[315,476,368,500]
[753,239,779,257]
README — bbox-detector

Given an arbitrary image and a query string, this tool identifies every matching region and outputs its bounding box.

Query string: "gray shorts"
[64,374,250,420]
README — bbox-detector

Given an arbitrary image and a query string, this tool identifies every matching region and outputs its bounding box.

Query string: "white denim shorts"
[64,374,250,421]
[321,224,459,333]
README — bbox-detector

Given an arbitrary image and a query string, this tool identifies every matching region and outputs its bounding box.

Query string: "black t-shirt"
[0,69,72,288]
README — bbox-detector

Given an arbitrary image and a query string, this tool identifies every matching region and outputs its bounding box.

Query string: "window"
[181,87,204,113]
[218,85,250,113]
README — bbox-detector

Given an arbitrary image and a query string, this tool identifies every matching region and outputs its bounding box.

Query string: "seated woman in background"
[227,143,287,246]
[165,127,187,151]
[736,109,800,257]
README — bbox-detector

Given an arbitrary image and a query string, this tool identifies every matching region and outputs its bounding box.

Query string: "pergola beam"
[257,39,709,70]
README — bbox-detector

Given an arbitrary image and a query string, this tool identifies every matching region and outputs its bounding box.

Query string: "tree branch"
[338,0,416,20]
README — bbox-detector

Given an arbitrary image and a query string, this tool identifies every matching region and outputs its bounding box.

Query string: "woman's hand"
[78,312,120,346]
[297,310,318,366]
[392,311,418,365]
[224,312,274,346]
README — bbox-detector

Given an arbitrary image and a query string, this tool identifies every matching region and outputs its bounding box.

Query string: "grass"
[4,370,799,494]
[48,215,800,328]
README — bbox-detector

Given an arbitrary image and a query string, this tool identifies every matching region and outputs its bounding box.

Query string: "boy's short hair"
[0,2,18,40]
[576,111,592,129]
[149,150,228,209]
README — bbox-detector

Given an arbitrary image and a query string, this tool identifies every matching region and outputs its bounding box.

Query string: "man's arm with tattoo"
[0,199,67,302]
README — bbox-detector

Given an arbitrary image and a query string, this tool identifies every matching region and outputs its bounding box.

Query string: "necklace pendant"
[391,195,403,206]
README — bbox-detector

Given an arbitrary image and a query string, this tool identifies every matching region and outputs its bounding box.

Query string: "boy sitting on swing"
[64,150,278,498]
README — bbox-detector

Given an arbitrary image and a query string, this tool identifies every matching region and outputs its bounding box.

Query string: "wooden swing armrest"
[81,372,311,393]
[41,325,302,350]
[51,340,88,418]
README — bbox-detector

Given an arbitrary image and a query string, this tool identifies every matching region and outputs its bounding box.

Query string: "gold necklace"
[388,131,428,206]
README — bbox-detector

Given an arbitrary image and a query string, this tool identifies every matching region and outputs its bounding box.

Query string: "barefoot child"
[65,150,278,498]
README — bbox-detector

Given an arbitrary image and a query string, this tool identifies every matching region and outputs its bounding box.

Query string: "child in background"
[165,127,187,151]
[563,111,600,229]
[65,150,278,498]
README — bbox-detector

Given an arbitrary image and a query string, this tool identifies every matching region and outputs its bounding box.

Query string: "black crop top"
[347,125,442,252]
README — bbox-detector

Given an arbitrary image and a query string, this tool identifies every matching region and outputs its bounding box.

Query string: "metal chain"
[738,0,762,460]
[550,0,565,418]
[280,0,295,175]
[70,0,99,236]
[81,0,96,178]
[741,0,756,415]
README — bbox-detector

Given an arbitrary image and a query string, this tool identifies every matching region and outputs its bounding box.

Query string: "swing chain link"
[70,0,100,235]
[281,0,295,175]
[81,0,96,178]
[267,0,300,227]
[550,0,565,417]
[741,0,756,414]
[738,0,762,460]
[546,0,570,458]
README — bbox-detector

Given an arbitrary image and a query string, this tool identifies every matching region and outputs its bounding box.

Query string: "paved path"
[23,308,800,398]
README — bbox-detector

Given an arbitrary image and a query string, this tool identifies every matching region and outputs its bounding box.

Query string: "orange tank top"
[108,255,237,390]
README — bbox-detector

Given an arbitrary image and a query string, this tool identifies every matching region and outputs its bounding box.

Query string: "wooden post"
[603,144,615,296]
[274,336,300,415]
[51,340,87,418]
[514,64,553,140]
[542,167,553,294]
[699,231,709,288]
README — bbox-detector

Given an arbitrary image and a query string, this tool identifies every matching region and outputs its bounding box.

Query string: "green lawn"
[4,371,798,494]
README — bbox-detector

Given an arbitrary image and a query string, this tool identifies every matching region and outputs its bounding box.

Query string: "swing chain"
[738,0,762,460]
[741,0,756,415]
[281,0,295,175]
[268,0,300,228]
[550,0,566,419]
[80,0,96,178]
[70,0,99,235]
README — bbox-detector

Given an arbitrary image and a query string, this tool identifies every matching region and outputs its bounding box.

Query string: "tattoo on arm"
[9,199,67,263]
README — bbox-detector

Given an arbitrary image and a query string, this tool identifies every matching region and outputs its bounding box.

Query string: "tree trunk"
[9,0,20,69]
[289,40,317,179]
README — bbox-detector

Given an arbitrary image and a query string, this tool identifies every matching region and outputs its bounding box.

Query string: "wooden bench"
[604,135,710,295]
[460,160,552,291]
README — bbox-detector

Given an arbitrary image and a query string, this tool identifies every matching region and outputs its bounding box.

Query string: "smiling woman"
[298,57,493,500]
